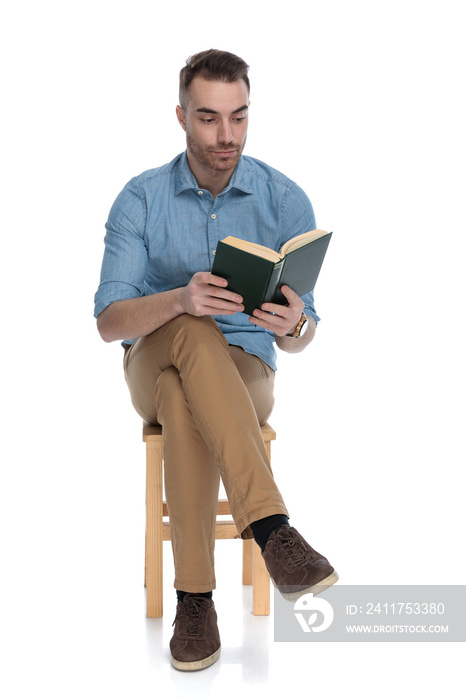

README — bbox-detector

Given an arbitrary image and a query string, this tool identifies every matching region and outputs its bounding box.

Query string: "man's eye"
[201,118,215,123]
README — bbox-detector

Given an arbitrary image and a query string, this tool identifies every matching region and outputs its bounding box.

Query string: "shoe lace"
[173,595,209,637]
[279,532,315,569]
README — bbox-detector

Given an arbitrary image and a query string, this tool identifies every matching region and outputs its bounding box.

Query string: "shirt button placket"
[209,211,218,260]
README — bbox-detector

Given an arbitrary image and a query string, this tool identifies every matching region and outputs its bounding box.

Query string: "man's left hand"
[248,285,304,337]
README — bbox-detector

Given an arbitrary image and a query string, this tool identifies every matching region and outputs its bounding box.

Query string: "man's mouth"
[213,150,237,157]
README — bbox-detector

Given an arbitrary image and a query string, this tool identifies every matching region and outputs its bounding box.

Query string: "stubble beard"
[186,131,247,173]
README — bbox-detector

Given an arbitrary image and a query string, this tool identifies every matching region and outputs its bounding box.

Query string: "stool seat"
[143,422,276,618]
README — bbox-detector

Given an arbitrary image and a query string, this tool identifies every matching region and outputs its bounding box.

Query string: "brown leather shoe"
[262,525,338,602]
[170,594,221,671]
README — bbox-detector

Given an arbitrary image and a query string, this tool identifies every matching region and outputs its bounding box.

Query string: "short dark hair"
[179,49,250,108]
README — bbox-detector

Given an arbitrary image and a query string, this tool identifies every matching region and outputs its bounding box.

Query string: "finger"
[203,271,229,288]
[203,300,243,315]
[278,286,305,316]
[207,287,243,305]
[203,290,244,312]
[259,302,290,318]
[247,314,282,333]
[199,272,243,303]
[249,305,298,335]
[210,299,244,312]
[261,288,304,317]
[204,304,242,315]
[279,284,300,303]
[249,309,284,328]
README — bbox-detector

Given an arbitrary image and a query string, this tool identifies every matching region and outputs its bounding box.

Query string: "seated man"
[94,48,338,672]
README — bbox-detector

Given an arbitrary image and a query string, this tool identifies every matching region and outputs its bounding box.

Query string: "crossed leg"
[123,314,288,591]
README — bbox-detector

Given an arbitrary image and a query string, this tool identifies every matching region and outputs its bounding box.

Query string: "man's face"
[177,77,249,176]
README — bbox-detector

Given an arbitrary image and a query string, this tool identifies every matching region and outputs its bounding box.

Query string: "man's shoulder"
[127,153,183,190]
[239,156,311,210]
[240,155,297,189]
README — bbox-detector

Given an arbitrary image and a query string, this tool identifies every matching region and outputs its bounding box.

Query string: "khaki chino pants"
[123,314,288,592]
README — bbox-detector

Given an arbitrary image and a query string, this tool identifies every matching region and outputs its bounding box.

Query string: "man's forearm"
[96,288,185,343]
[96,271,245,343]
[274,316,316,354]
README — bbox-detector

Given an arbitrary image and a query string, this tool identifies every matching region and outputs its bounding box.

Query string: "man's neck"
[186,152,235,199]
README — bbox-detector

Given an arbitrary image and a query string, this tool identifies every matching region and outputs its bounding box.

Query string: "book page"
[219,236,280,263]
[279,229,328,257]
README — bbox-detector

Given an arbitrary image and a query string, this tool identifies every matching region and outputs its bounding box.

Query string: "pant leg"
[155,367,220,592]
[227,344,275,426]
[124,314,288,590]
[124,314,288,534]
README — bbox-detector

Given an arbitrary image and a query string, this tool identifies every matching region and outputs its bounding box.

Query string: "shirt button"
[198,190,203,195]
[211,213,216,219]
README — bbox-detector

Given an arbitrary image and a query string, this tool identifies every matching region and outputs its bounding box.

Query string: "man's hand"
[248,285,304,336]
[181,271,244,317]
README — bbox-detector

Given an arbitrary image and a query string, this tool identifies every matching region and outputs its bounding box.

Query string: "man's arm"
[96,272,244,343]
[274,315,316,353]
[247,284,316,354]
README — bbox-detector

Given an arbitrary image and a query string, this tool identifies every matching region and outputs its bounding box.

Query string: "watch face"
[298,318,308,337]
[287,315,308,338]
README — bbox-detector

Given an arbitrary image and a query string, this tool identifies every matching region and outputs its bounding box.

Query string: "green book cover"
[211,232,332,316]
[212,242,276,315]
[270,233,332,305]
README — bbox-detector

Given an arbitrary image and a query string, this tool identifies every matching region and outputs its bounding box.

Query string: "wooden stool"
[143,422,276,618]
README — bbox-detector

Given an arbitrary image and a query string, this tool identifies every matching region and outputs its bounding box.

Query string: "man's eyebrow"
[195,105,249,115]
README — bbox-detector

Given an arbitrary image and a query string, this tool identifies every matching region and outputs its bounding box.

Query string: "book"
[211,229,332,316]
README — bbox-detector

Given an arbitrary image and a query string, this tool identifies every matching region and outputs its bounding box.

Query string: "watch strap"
[287,312,308,338]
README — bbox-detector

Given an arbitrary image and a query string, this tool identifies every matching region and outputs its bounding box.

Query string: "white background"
[1,0,465,697]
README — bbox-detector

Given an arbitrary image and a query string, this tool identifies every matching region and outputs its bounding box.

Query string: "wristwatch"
[286,312,308,338]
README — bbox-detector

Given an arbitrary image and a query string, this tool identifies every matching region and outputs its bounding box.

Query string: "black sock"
[250,514,290,552]
[176,590,213,603]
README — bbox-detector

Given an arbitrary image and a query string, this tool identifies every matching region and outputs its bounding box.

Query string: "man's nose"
[217,119,233,144]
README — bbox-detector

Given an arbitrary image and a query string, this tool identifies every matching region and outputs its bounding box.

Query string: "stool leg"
[242,538,253,585]
[253,541,270,615]
[252,435,272,615]
[146,441,163,617]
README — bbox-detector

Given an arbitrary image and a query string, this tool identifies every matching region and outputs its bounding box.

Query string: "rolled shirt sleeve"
[94,179,148,318]
[278,182,321,326]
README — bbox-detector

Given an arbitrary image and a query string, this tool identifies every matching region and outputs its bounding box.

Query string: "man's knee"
[170,314,228,352]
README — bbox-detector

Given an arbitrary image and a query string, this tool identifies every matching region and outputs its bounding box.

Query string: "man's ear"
[176,105,187,132]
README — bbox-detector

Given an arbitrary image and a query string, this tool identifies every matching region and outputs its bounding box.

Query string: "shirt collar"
[174,150,253,196]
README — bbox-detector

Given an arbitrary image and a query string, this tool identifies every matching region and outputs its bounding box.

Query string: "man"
[94,49,338,671]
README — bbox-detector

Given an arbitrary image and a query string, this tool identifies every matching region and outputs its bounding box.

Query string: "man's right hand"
[181,271,244,316]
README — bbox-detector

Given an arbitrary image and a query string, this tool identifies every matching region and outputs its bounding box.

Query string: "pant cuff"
[237,504,290,540]
[173,577,216,593]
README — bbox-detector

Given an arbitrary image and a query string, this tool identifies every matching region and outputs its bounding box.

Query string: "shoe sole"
[273,570,339,602]
[171,646,221,672]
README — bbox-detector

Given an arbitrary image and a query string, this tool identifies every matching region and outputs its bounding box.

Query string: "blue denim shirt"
[94,151,319,370]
